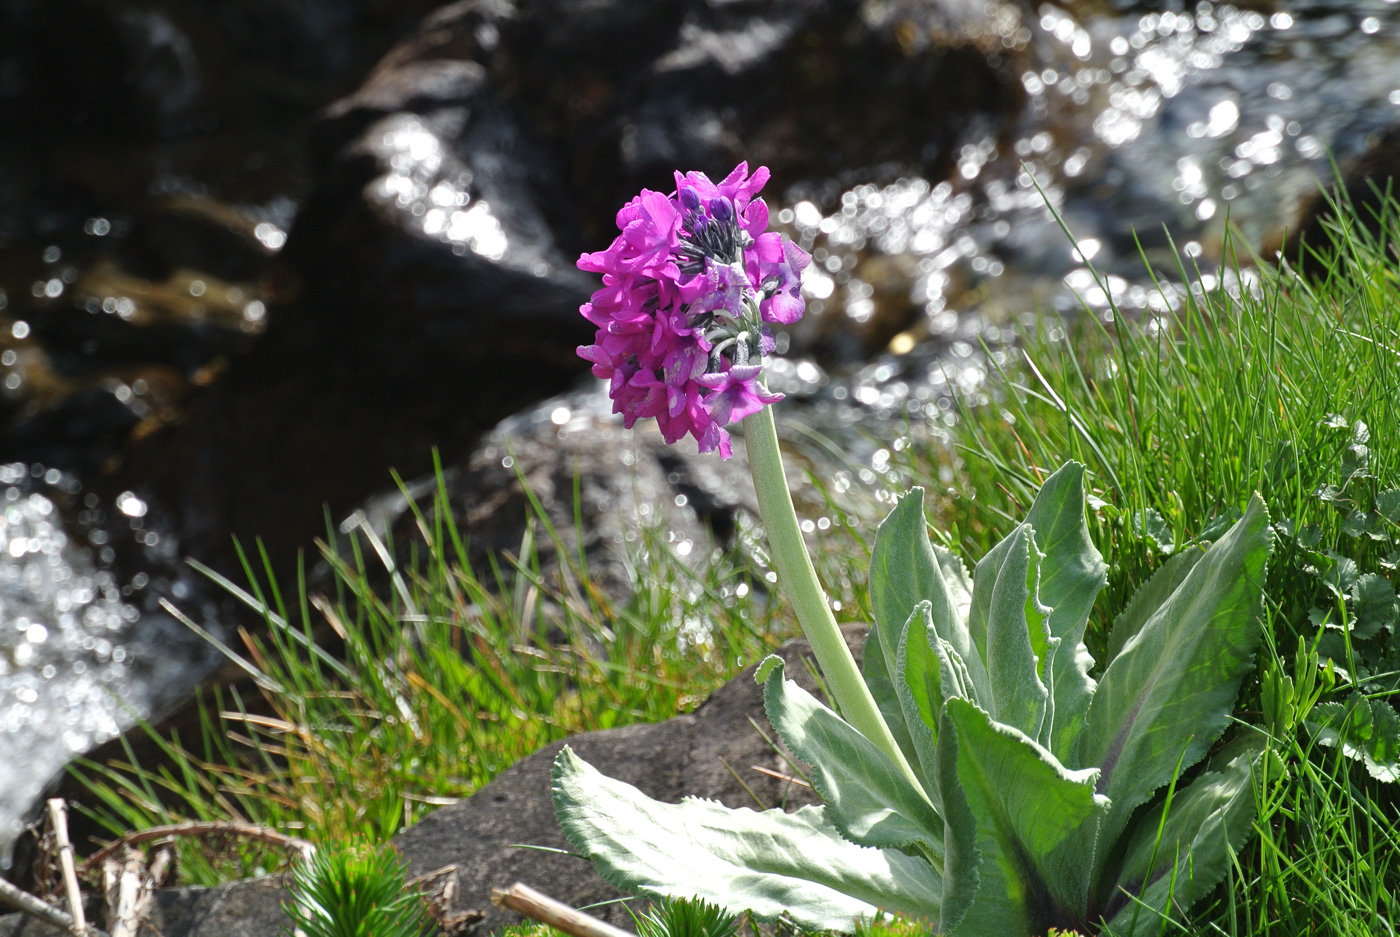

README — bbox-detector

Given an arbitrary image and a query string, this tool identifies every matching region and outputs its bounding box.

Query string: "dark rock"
[390,627,853,933]
[0,628,858,937]
[0,0,201,139]
[115,196,280,285]
[1282,121,1400,277]
[351,386,759,610]
[340,0,1029,254]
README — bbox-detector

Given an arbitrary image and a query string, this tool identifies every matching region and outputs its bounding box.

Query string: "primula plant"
[558,164,1276,935]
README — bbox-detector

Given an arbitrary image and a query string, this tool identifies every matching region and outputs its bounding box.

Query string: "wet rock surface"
[0,628,854,937]
[1283,121,1400,275]
[325,0,1028,259]
[357,387,760,608]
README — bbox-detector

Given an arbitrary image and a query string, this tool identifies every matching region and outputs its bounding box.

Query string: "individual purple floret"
[576,162,811,458]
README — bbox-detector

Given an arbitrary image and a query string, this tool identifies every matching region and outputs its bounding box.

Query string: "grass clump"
[635,897,741,937]
[915,193,1400,769]
[283,842,432,937]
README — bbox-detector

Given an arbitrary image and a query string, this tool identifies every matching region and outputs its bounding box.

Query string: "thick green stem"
[742,403,925,793]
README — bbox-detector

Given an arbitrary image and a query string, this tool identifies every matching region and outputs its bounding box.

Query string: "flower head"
[576,163,810,457]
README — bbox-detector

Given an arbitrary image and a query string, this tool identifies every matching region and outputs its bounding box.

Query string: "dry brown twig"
[0,800,111,937]
[102,847,154,937]
[47,799,95,937]
[76,820,314,878]
[0,875,108,937]
[409,865,484,936]
[491,882,634,937]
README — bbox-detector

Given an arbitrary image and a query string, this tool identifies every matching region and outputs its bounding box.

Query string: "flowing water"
[0,465,219,861]
[2,0,1400,866]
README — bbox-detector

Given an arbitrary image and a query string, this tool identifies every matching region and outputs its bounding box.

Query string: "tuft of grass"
[634,896,741,937]
[282,842,432,937]
[72,459,800,884]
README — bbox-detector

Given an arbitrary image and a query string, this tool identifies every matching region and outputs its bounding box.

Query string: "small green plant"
[282,842,432,937]
[852,911,934,937]
[1281,416,1400,781]
[555,463,1274,935]
[634,896,741,937]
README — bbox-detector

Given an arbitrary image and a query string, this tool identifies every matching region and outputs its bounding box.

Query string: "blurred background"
[1,0,1398,871]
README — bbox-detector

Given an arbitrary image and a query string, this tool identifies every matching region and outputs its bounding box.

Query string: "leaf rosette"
[553,463,1274,935]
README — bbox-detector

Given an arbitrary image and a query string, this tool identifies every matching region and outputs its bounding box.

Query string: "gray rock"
[348,386,761,612]
[0,628,862,937]
[393,627,860,933]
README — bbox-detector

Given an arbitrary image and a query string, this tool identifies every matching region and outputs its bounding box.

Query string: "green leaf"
[1377,489,1400,526]
[1198,509,1241,542]
[981,524,1053,741]
[861,630,918,776]
[1307,694,1400,783]
[895,602,979,802]
[551,747,943,931]
[1079,495,1272,869]
[1025,463,1109,757]
[1343,510,1382,540]
[1318,412,1349,430]
[895,602,944,796]
[932,543,975,624]
[1105,548,1205,665]
[1351,573,1397,640]
[760,656,943,855]
[936,698,1106,937]
[965,522,1054,738]
[1322,552,1360,599]
[869,489,988,712]
[1131,508,1174,555]
[1103,746,1261,936]
[1315,484,1350,508]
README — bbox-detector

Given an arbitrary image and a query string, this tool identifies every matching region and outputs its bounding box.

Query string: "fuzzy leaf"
[551,747,943,930]
[933,543,975,623]
[759,657,943,854]
[966,524,1053,738]
[895,602,944,796]
[1103,746,1261,935]
[1106,548,1204,664]
[896,602,980,800]
[861,630,918,776]
[937,698,1106,937]
[1024,463,1109,758]
[870,489,988,710]
[1079,495,1272,869]
[988,525,1053,740]
[866,488,937,766]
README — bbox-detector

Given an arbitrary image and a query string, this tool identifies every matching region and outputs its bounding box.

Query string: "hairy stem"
[742,403,926,795]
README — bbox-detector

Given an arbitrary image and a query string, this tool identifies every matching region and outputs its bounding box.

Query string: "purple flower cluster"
[576,163,811,458]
